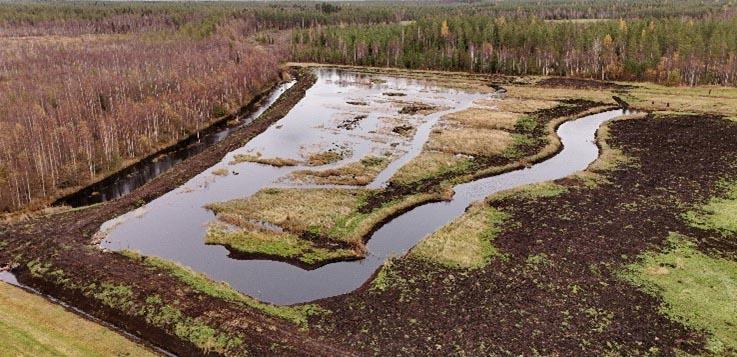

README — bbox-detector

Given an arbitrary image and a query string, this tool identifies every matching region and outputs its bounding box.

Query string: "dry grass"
[291,156,389,185]
[410,202,508,269]
[306,150,345,166]
[505,85,617,104]
[443,107,520,130]
[474,97,559,113]
[426,127,514,156]
[628,83,737,116]
[230,153,299,167]
[390,151,472,186]
[0,282,155,356]
[207,188,442,247]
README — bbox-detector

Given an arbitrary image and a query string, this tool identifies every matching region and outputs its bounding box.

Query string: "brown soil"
[313,113,737,355]
[0,69,357,356]
[538,76,634,91]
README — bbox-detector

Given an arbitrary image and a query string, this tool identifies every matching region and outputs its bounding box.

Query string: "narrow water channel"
[55,81,295,207]
[99,68,626,305]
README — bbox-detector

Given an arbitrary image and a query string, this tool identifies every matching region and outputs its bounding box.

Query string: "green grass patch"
[411,203,508,269]
[206,223,358,266]
[0,282,156,357]
[489,182,569,202]
[684,180,737,235]
[623,233,737,354]
[123,251,327,328]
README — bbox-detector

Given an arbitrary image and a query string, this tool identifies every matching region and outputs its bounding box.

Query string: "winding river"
[98,68,626,305]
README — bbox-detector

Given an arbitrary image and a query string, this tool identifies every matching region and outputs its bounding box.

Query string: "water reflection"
[100,68,624,305]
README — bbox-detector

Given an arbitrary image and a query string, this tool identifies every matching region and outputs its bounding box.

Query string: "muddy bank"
[0,69,354,356]
[313,113,737,355]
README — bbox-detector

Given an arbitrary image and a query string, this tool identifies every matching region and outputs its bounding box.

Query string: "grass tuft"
[411,203,508,269]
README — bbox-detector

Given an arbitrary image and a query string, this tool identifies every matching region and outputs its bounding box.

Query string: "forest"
[291,16,737,86]
[1,0,737,212]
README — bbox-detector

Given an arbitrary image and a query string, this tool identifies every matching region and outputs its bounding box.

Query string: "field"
[0,282,156,356]
[1,1,737,356]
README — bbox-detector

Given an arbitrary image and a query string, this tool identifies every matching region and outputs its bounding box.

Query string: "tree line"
[291,15,737,86]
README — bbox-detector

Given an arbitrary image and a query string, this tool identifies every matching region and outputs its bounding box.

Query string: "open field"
[0,282,155,356]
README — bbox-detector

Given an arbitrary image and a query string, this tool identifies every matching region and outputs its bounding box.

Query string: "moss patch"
[623,233,737,354]
[684,180,737,235]
[123,252,327,328]
[205,222,359,266]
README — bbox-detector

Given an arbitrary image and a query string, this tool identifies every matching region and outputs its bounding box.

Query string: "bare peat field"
[1,66,737,356]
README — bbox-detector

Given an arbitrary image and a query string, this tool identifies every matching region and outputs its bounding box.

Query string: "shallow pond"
[99,68,625,305]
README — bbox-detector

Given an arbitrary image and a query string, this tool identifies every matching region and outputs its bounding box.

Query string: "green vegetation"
[503,115,545,159]
[26,259,243,353]
[123,252,327,328]
[206,223,359,266]
[0,282,156,356]
[490,182,569,202]
[684,180,737,235]
[411,203,508,269]
[371,258,399,292]
[208,188,440,247]
[293,15,737,86]
[624,233,737,354]
[390,151,472,186]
